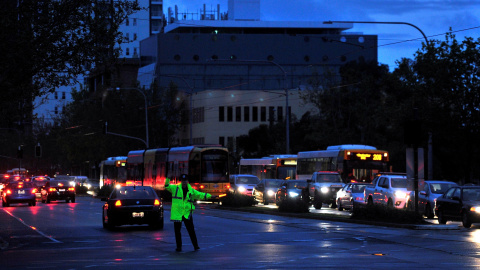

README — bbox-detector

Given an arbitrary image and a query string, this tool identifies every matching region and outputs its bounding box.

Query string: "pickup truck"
[364,173,408,208]
[307,171,344,209]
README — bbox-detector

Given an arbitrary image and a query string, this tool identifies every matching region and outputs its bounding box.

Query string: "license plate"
[132,212,144,218]
[18,190,25,194]
[59,189,65,192]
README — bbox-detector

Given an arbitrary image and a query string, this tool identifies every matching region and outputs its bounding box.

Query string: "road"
[0,196,479,269]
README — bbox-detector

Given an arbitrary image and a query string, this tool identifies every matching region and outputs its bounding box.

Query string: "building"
[137,0,378,151]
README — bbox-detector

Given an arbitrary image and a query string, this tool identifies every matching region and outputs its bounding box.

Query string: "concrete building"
[137,0,378,150]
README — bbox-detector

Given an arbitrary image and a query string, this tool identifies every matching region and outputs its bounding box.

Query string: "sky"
[163,0,480,70]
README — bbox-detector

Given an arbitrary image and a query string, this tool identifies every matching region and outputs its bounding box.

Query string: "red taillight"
[14,176,20,180]
[115,200,122,206]
[32,188,37,194]
[68,187,75,191]
[225,184,230,189]
[49,188,56,192]
[154,199,161,206]
[199,185,205,189]
[5,189,12,195]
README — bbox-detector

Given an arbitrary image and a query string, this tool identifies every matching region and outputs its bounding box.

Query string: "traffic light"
[17,146,23,159]
[35,145,42,158]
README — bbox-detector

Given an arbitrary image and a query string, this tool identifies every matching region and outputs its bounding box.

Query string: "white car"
[364,173,408,209]
[228,174,260,196]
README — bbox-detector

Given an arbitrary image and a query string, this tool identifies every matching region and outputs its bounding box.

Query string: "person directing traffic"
[165,174,218,252]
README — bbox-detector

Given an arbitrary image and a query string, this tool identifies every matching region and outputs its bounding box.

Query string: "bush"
[220,192,256,207]
[351,204,425,224]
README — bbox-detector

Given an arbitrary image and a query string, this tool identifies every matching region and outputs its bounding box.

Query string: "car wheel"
[31,200,36,207]
[425,204,434,219]
[102,211,114,230]
[263,195,269,206]
[387,199,394,208]
[437,209,447,224]
[337,199,343,211]
[313,193,322,210]
[462,212,472,228]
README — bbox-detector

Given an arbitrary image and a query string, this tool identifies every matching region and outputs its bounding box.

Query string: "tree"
[0,0,140,129]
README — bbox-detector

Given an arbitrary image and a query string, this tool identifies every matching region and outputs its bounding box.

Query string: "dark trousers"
[174,216,199,249]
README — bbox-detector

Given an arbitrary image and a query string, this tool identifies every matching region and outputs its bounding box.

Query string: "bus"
[99,156,127,188]
[239,155,297,180]
[126,146,230,198]
[296,145,389,183]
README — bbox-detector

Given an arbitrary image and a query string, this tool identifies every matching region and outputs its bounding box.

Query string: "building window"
[126,33,129,41]
[277,106,283,122]
[252,106,258,122]
[126,48,130,56]
[269,106,275,123]
[227,106,233,122]
[260,106,266,122]
[236,107,241,122]
[219,136,225,147]
[244,106,250,122]
[54,92,58,100]
[133,18,137,26]
[219,106,224,122]
[62,92,66,100]
[133,48,138,56]
[54,107,58,114]
[126,18,129,26]
[133,33,137,41]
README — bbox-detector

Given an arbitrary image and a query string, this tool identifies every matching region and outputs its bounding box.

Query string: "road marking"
[2,209,62,243]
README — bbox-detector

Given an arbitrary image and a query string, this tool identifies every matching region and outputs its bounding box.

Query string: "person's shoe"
[175,248,182,252]
[194,246,200,251]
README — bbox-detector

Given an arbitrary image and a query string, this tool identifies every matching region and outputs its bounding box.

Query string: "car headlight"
[321,187,329,194]
[237,186,246,193]
[395,191,407,199]
[470,206,480,213]
[289,191,299,197]
[267,190,275,196]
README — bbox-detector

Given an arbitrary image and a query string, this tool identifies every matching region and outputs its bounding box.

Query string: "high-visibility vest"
[165,178,211,222]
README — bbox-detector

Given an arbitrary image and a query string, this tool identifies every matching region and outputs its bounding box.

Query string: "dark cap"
[180,174,189,181]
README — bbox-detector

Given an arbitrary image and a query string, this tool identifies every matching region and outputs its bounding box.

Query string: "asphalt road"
[0,196,476,269]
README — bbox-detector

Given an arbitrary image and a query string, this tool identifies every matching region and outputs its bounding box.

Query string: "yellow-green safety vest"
[165,178,211,222]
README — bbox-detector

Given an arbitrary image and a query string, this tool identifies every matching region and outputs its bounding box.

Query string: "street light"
[323,21,429,46]
[110,87,149,148]
[208,58,290,154]
[161,75,194,145]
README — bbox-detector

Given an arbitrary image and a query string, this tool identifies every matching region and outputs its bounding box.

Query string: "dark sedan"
[101,185,164,230]
[41,180,76,203]
[276,180,310,212]
[2,181,37,207]
[435,186,480,228]
[253,179,284,205]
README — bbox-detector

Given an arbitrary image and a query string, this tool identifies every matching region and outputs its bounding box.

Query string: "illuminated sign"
[281,160,297,165]
[347,152,387,161]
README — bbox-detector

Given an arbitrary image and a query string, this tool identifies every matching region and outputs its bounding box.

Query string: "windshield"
[236,176,259,185]
[114,187,155,199]
[315,173,342,183]
[287,181,308,189]
[265,179,284,188]
[352,184,368,193]
[430,183,457,194]
[391,178,407,188]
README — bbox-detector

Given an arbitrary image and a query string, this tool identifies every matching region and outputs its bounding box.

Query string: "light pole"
[162,75,194,145]
[111,87,149,148]
[208,59,290,154]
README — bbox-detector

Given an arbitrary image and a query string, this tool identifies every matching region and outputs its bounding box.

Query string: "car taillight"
[115,200,122,206]
[200,185,205,189]
[32,188,37,194]
[225,184,230,189]
[154,199,161,206]
[5,189,12,195]
[68,187,75,191]
[49,188,56,192]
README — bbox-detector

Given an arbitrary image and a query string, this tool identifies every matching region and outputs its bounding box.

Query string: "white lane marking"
[2,209,62,243]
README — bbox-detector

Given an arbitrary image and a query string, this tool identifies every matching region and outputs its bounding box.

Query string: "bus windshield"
[314,173,343,183]
[202,160,227,182]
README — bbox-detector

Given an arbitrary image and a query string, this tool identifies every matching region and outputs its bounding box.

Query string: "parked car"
[307,171,345,209]
[364,173,408,208]
[435,186,480,228]
[228,174,260,196]
[275,180,310,208]
[336,183,371,211]
[32,176,50,200]
[41,180,76,203]
[252,179,284,205]
[406,180,458,218]
[101,185,164,230]
[2,181,37,207]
